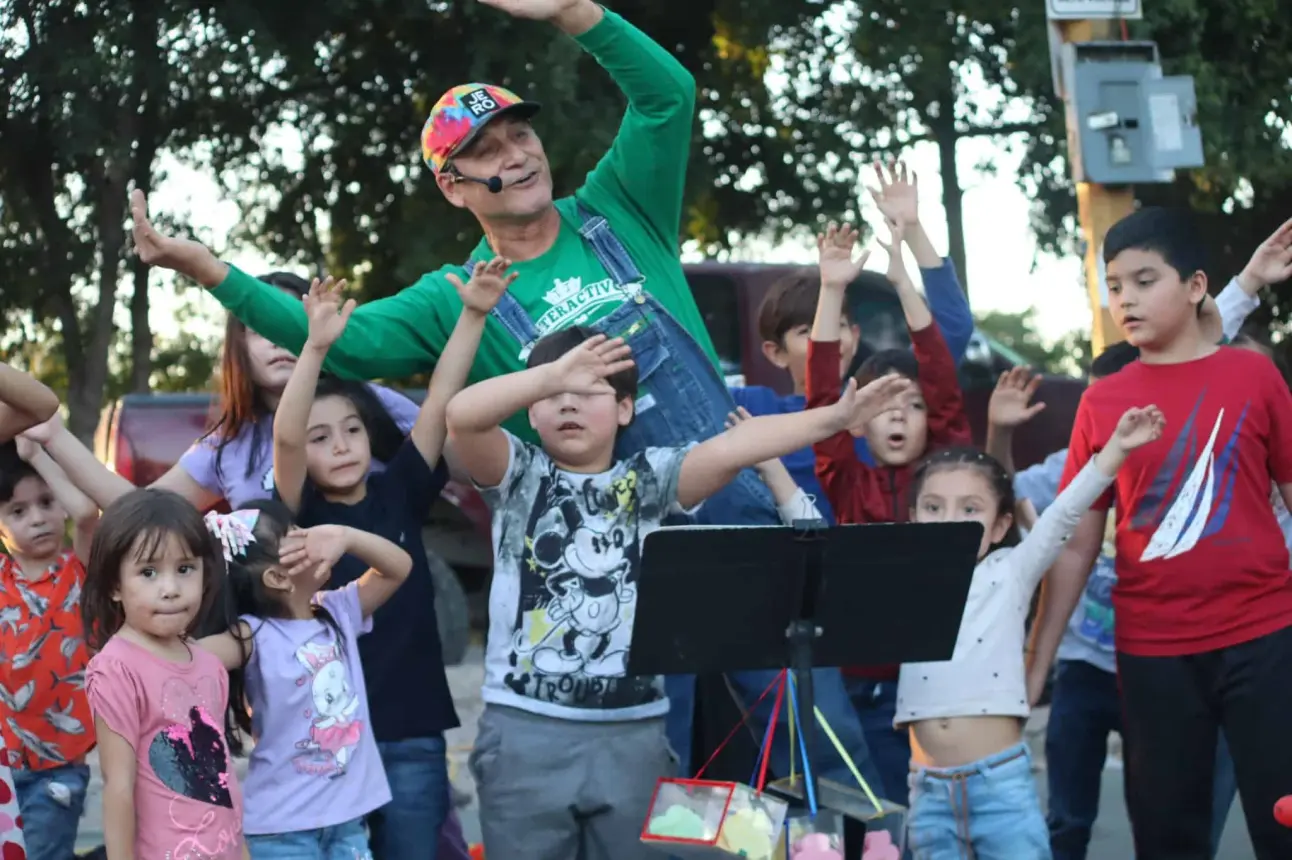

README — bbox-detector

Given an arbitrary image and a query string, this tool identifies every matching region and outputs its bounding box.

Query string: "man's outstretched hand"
[130,189,228,288]
[477,0,602,34]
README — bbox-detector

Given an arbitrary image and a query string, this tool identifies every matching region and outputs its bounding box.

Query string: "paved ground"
[74,645,1256,858]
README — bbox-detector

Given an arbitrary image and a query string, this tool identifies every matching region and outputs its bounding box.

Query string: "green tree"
[0,0,300,439]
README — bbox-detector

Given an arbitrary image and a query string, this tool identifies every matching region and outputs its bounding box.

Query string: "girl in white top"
[896,405,1164,860]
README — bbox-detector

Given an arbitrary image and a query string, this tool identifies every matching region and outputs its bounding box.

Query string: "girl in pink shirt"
[83,489,246,860]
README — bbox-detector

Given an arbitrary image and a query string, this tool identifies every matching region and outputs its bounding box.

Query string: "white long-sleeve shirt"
[894,459,1114,724]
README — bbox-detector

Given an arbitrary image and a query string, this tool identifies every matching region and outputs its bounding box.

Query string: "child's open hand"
[1111,405,1165,452]
[279,525,350,584]
[870,159,919,228]
[303,277,355,350]
[988,367,1046,429]
[547,335,635,396]
[833,373,913,432]
[817,223,870,291]
[19,413,62,445]
[446,256,517,315]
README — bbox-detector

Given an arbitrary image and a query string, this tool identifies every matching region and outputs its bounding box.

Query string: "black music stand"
[627,519,982,853]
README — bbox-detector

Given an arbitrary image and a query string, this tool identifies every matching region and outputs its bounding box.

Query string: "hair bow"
[204,509,260,562]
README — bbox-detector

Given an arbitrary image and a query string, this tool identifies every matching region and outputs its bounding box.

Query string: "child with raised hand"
[194,501,412,859]
[82,488,245,860]
[270,262,511,859]
[900,405,1164,859]
[0,415,100,859]
[444,327,910,860]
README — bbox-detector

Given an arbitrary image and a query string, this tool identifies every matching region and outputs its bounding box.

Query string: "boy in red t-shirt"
[0,406,100,858]
[1031,207,1292,859]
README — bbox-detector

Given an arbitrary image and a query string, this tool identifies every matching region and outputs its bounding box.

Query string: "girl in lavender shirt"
[198,502,413,859]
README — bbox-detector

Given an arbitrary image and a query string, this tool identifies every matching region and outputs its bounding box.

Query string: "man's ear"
[761,340,789,370]
[437,172,468,210]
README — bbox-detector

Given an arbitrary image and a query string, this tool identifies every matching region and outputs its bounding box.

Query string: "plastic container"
[641,778,790,859]
[785,809,845,859]
[767,775,907,858]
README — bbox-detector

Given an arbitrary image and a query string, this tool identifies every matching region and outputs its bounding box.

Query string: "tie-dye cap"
[421,83,541,174]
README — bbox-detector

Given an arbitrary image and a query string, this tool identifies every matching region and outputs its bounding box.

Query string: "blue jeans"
[1045,658,1237,860]
[247,817,371,859]
[907,743,1049,860]
[369,737,449,860]
[12,763,89,860]
[844,678,912,804]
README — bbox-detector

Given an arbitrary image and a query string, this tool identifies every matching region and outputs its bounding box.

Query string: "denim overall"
[466,204,876,793]
[467,203,779,528]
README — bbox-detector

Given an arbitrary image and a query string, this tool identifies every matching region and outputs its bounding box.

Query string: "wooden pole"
[1059,19,1137,356]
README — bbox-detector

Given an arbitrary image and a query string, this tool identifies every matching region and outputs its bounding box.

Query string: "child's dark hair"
[757,270,855,347]
[213,500,346,756]
[909,447,1020,550]
[0,441,39,504]
[1103,207,1207,315]
[527,325,639,402]
[312,377,403,465]
[1089,341,1141,379]
[82,489,225,651]
[855,348,920,388]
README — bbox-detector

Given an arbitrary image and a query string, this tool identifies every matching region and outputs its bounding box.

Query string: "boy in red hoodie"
[805,219,973,803]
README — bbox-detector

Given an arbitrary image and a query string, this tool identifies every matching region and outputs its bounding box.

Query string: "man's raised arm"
[129,190,449,379]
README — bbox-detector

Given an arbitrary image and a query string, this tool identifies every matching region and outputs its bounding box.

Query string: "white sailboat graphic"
[1141,409,1224,562]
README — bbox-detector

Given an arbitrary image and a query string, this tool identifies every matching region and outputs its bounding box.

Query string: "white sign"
[1047,0,1143,20]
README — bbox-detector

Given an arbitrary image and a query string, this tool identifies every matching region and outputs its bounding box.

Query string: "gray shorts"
[469,705,677,860]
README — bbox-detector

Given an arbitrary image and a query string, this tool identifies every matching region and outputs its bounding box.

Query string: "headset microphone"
[458,174,503,194]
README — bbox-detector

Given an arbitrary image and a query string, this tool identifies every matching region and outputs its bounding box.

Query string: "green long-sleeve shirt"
[209,10,715,445]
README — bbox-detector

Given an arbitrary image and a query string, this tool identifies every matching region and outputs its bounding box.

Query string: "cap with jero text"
[421,83,541,175]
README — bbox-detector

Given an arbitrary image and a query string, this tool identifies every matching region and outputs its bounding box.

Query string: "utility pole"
[1057,17,1136,356]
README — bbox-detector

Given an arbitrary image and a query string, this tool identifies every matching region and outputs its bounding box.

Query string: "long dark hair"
[83,489,225,650]
[204,272,309,482]
[212,500,346,756]
[908,446,1020,550]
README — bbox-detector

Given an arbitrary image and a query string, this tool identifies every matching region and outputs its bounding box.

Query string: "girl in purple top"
[197,502,412,859]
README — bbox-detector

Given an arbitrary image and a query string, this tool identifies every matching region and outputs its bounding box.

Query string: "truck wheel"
[424,538,471,666]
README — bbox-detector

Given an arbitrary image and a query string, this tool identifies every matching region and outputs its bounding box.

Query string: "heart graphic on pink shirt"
[148,705,233,809]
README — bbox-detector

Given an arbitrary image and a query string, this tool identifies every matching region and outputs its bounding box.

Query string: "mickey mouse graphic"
[516,471,641,679]
[531,520,636,677]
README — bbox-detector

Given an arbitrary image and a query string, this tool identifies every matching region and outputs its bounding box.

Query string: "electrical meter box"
[1065,41,1204,184]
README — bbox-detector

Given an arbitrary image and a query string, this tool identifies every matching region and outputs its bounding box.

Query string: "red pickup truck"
[94,263,1084,663]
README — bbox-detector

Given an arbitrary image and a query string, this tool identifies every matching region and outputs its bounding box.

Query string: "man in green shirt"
[131,0,880,823]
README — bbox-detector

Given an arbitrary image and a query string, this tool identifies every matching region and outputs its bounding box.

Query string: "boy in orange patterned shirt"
[0,400,99,859]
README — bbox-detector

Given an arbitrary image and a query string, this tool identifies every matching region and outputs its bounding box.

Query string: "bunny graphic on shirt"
[292,640,364,778]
